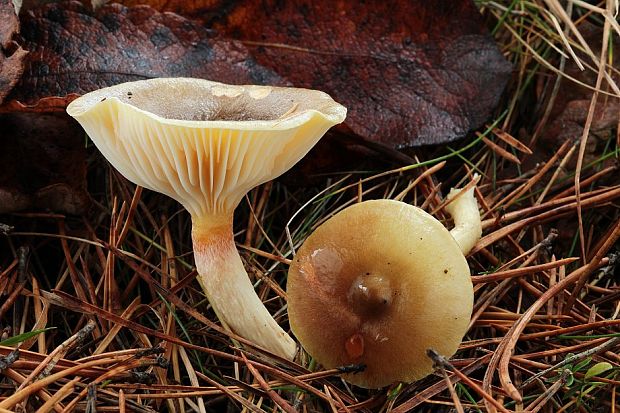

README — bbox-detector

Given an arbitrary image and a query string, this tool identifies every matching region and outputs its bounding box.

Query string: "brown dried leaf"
[0,0,19,47]
[0,94,79,112]
[3,1,285,110]
[0,48,27,104]
[0,0,27,103]
[0,113,89,214]
[46,0,511,147]
[106,0,217,17]
[208,0,512,147]
[543,24,620,149]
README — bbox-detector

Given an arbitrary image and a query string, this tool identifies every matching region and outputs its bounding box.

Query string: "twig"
[0,358,120,409]
[16,320,96,391]
[427,349,511,413]
[35,377,80,413]
[491,216,620,405]
[572,0,612,266]
[437,360,465,413]
[0,349,19,372]
[521,336,620,387]
[526,369,571,413]
[241,352,298,413]
[471,257,578,283]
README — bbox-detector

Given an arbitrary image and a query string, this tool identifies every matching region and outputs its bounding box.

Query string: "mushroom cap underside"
[66,78,346,217]
[287,199,474,388]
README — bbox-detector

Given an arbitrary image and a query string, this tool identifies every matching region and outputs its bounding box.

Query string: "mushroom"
[445,185,482,255]
[286,184,480,388]
[66,77,346,360]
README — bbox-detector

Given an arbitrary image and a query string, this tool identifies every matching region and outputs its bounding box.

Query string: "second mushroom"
[287,184,481,388]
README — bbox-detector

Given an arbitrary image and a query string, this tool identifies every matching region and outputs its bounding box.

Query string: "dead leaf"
[52,0,511,147]
[0,94,79,112]
[0,48,27,104]
[3,1,285,110]
[0,0,19,47]
[0,0,27,103]
[0,113,89,214]
[0,0,19,49]
[101,0,216,16]
[206,0,512,147]
[543,24,619,149]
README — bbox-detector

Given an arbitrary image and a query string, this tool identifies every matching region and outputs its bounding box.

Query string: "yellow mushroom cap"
[287,199,474,388]
[66,77,346,218]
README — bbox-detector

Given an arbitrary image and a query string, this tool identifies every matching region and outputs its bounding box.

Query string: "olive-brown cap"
[287,199,473,388]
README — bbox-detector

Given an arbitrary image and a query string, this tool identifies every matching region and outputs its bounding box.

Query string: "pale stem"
[191,216,297,360]
[445,185,482,255]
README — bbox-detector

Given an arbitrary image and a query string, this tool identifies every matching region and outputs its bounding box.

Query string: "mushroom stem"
[192,216,297,360]
[445,185,482,255]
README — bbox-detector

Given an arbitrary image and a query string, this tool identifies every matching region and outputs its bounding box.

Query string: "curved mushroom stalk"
[445,184,482,255]
[192,217,295,358]
[67,78,346,360]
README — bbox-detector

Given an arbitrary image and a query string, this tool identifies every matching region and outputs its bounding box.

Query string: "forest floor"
[1,0,619,412]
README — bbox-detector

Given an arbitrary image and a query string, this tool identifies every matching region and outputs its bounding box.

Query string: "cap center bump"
[347,273,392,316]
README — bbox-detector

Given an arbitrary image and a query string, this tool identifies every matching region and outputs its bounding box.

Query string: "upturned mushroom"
[287,184,481,388]
[67,77,346,360]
